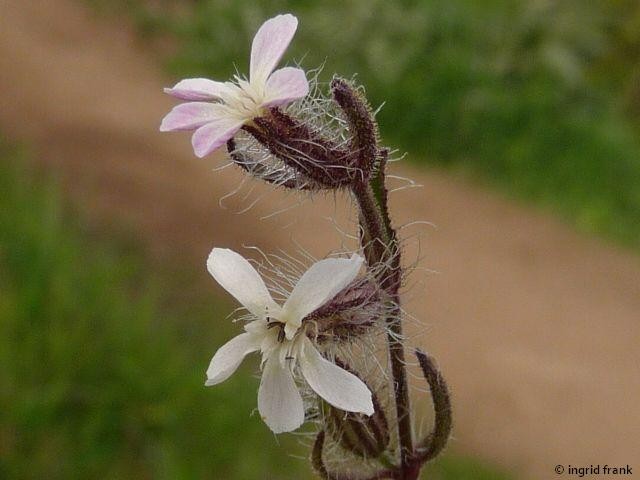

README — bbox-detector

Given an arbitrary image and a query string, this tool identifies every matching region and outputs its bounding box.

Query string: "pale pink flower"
[160,14,309,158]
[205,248,374,434]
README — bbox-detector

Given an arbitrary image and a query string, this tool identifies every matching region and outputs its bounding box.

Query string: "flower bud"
[331,78,380,181]
[226,137,313,190]
[226,78,383,192]
[305,279,382,344]
[239,109,357,190]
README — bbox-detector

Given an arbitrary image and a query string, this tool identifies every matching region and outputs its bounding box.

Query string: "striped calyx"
[324,360,390,458]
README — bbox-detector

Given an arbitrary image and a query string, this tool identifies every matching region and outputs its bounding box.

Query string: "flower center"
[266,319,287,343]
[222,78,265,119]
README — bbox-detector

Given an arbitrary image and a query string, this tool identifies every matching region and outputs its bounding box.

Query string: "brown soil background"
[2,1,639,478]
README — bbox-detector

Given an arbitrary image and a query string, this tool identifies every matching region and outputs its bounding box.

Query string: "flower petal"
[299,338,374,415]
[282,254,364,336]
[258,357,305,433]
[205,332,260,386]
[262,67,309,108]
[164,78,229,101]
[160,102,227,132]
[250,14,298,86]
[191,117,243,158]
[207,248,280,318]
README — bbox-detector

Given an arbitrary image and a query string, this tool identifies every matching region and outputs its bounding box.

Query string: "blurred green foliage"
[423,455,513,480]
[0,139,306,479]
[90,0,640,248]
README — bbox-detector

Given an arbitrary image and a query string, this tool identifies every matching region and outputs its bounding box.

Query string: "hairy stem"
[352,180,414,478]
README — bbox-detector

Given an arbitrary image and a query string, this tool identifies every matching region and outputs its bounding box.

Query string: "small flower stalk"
[161,12,452,480]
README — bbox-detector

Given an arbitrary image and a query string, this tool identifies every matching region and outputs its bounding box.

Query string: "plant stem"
[352,180,414,478]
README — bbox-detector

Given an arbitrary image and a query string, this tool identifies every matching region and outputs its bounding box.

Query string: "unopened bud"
[241,109,357,189]
[331,78,380,182]
[226,137,312,190]
[306,279,381,343]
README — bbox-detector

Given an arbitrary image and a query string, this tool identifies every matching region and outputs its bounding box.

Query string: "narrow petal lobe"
[258,357,305,433]
[159,102,225,132]
[164,78,229,101]
[263,67,309,108]
[207,248,280,318]
[282,254,364,336]
[299,338,374,415]
[206,332,260,386]
[191,118,243,157]
[250,14,298,86]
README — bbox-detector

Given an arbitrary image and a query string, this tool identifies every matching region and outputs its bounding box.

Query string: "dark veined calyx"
[323,360,390,458]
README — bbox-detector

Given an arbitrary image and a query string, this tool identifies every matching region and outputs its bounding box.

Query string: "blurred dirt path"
[2,1,639,478]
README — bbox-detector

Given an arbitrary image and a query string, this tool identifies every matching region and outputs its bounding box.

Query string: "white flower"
[205,248,374,433]
[160,14,309,158]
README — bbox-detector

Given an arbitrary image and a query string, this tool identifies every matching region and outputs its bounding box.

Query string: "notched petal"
[164,78,229,101]
[258,357,305,433]
[159,102,224,132]
[206,332,260,386]
[300,338,374,415]
[282,254,364,331]
[207,248,280,317]
[250,14,298,86]
[263,67,309,108]
[192,118,243,157]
